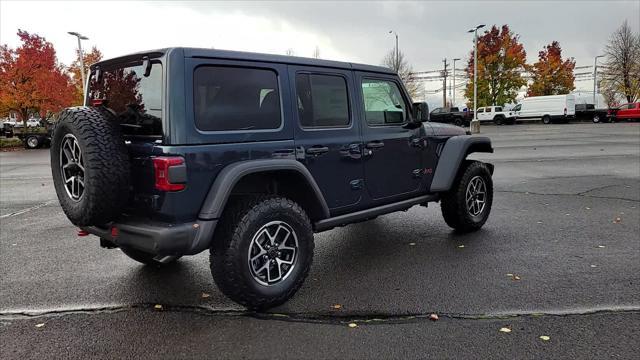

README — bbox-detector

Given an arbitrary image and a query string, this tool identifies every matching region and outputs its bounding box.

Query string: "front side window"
[361,79,407,125]
[477,108,485,113]
[431,107,442,114]
[513,104,521,111]
[495,107,502,112]
[194,66,281,131]
[296,74,350,128]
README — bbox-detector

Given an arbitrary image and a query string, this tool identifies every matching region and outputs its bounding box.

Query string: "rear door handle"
[306,145,329,155]
[365,141,384,149]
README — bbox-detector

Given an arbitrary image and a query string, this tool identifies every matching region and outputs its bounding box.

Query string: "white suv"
[476,106,516,125]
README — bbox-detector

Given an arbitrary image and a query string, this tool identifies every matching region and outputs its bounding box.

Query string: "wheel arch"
[198,159,330,222]
[430,135,493,192]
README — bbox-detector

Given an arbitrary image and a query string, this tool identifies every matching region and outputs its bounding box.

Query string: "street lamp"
[452,58,461,106]
[68,31,89,96]
[389,30,399,71]
[468,24,485,133]
[593,54,605,106]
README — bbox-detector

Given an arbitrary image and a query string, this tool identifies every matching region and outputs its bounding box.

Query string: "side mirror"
[412,102,429,122]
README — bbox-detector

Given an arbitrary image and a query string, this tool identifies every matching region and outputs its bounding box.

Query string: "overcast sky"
[1,0,638,103]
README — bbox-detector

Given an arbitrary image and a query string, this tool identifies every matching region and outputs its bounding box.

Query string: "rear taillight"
[153,157,186,192]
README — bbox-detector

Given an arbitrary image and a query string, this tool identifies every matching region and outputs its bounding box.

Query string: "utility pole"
[452,58,460,106]
[593,55,605,106]
[442,58,448,107]
[68,32,89,96]
[468,24,485,134]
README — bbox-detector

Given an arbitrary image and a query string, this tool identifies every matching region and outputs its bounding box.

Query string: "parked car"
[608,102,640,121]
[476,106,516,125]
[512,94,576,124]
[575,103,609,123]
[13,118,41,128]
[49,47,495,310]
[0,122,14,138]
[429,106,474,126]
[15,125,52,149]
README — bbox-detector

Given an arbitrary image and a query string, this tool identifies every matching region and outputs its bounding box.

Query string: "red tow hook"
[77,229,89,237]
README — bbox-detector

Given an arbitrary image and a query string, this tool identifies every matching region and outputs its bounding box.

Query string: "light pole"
[389,30,398,71]
[68,31,89,96]
[452,58,461,106]
[468,24,484,133]
[593,54,605,106]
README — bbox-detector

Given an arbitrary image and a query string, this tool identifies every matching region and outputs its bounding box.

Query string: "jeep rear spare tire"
[51,107,130,226]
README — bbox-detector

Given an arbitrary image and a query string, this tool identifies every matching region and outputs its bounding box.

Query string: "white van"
[512,94,576,124]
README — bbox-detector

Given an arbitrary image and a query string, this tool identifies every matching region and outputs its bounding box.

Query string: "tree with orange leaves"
[68,46,103,105]
[0,30,75,125]
[528,41,576,96]
[464,25,527,107]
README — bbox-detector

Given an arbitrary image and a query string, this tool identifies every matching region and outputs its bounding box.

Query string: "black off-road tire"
[441,161,493,232]
[120,247,181,266]
[453,117,464,127]
[494,116,504,125]
[210,196,314,310]
[542,115,552,124]
[50,107,130,226]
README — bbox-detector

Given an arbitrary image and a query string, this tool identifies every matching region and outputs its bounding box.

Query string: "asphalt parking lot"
[1,123,639,359]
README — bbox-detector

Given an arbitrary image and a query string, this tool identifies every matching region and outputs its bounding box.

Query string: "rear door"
[355,72,423,201]
[289,66,364,213]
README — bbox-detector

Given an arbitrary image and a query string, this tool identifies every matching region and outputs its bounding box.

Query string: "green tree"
[464,25,527,107]
[528,41,576,96]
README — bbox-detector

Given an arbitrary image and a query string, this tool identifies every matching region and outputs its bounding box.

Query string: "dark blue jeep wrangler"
[50,48,494,309]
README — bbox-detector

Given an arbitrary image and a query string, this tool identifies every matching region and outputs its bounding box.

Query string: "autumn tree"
[382,48,420,99]
[527,41,575,96]
[0,30,75,125]
[68,46,103,105]
[464,25,527,107]
[601,20,640,103]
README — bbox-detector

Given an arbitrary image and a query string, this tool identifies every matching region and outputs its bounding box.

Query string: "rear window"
[88,61,163,136]
[193,66,281,131]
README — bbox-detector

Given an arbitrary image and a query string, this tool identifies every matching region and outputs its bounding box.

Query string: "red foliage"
[0,30,75,123]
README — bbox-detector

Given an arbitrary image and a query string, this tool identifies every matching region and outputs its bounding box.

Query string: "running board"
[314,194,438,232]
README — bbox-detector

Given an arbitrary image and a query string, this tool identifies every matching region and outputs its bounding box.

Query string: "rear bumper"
[83,218,218,256]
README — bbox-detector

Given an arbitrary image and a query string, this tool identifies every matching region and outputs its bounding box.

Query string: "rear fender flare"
[430,135,493,192]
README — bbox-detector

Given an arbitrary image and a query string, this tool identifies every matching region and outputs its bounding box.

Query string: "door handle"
[365,141,385,149]
[410,138,424,148]
[306,145,329,155]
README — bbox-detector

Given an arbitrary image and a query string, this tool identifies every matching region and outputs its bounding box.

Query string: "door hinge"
[350,179,364,190]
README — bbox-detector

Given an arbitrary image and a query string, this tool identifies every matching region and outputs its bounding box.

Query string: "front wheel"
[441,161,493,232]
[494,116,504,125]
[25,135,40,149]
[211,196,314,310]
[542,115,552,124]
[592,114,601,123]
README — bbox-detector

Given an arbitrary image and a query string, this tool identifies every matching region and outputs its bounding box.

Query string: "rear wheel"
[210,196,314,310]
[542,115,551,124]
[25,135,40,149]
[493,116,504,125]
[441,161,493,232]
[120,247,181,266]
[453,117,463,127]
[593,114,601,123]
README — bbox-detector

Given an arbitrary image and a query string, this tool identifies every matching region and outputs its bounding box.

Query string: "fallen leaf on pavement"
[590,264,597,268]
[536,221,543,224]
[408,242,416,246]
[499,327,512,333]
[539,335,550,341]
[613,217,622,224]
[332,304,342,309]
[597,245,606,248]
[154,304,163,310]
[513,275,521,280]
[35,323,45,328]
[585,207,591,210]
[201,292,210,298]
[429,314,439,321]
[457,245,465,248]
[348,323,358,328]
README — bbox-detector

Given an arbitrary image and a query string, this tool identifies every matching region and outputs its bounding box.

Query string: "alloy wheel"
[60,134,85,201]
[465,175,487,217]
[247,221,299,286]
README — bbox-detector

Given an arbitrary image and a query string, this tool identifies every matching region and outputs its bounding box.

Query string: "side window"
[431,107,442,114]
[513,104,521,111]
[193,66,281,131]
[495,107,502,112]
[296,74,350,128]
[361,79,408,125]
[477,108,485,113]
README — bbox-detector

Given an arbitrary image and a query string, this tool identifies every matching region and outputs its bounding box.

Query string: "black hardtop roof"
[92,47,396,75]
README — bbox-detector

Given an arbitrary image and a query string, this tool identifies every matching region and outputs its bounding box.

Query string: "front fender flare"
[430,135,493,192]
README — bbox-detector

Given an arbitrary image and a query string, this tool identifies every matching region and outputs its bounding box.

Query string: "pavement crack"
[0,200,58,219]
[2,304,639,326]
[496,188,639,202]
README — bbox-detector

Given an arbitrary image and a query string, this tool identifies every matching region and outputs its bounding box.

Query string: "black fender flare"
[430,135,493,192]
[198,159,330,221]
